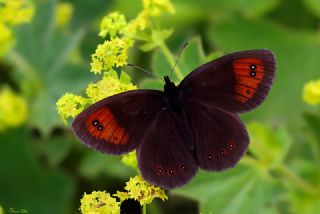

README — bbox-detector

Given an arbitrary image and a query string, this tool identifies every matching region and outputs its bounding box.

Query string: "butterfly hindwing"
[185,101,249,171]
[179,50,275,113]
[72,90,163,154]
[137,109,198,189]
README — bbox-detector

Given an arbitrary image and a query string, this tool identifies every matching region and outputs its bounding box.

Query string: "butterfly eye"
[92,120,99,126]
[156,167,164,174]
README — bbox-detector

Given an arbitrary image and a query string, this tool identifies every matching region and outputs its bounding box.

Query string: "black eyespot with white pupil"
[97,125,103,131]
[169,169,175,174]
[92,120,99,126]
[157,168,163,174]
[249,64,256,77]
[181,165,187,171]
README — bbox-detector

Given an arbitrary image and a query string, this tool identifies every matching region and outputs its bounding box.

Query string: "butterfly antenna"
[127,63,164,81]
[169,42,189,79]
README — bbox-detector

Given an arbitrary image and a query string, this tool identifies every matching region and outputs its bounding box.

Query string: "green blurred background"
[1,0,320,213]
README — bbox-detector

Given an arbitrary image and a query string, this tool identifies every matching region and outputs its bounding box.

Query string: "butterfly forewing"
[137,109,198,189]
[72,90,163,154]
[179,50,275,113]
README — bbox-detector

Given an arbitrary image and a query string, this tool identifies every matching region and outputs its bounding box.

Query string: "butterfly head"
[164,76,176,93]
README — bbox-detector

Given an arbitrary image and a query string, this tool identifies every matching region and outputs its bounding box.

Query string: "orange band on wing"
[233,58,264,103]
[85,107,128,145]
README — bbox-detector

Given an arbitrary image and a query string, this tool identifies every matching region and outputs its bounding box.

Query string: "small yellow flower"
[113,191,129,202]
[121,151,138,170]
[143,0,175,16]
[125,11,148,36]
[99,12,127,38]
[0,0,34,25]
[125,175,168,205]
[80,191,120,214]
[86,70,137,103]
[56,93,89,123]
[90,37,134,74]
[55,2,73,28]
[0,22,14,55]
[303,79,320,105]
[0,86,27,131]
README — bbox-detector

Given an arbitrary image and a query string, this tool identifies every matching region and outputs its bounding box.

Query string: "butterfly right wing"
[72,90,163,155]
[184,100,249,171]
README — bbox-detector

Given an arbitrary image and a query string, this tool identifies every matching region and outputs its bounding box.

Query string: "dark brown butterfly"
[72,50,275,189]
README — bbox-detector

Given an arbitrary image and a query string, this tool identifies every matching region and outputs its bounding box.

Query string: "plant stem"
[142,204,147,214]
[159,42,184,81]
[277,164,319,196]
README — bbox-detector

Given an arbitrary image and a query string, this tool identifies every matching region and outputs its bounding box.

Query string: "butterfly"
[72,49,275,189]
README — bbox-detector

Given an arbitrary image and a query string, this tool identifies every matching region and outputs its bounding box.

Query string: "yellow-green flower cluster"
[0,86,27,131]
[80,176,168,213]
[86,70,136,103]
[122,175,168,205]
[56,93,89,124]
[90,0,175,74]
[0,0,34,25]
[55,2,73,28]
[90,38,133,74]
[303,79,320,105]
[56,70,136,122]
[0,0,34,55]
[99,12,127,38]
[80,191,120,214]
[143,0,175,16]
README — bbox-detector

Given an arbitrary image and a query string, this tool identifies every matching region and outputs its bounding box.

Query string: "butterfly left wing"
[72,90,163,155]
[137,109,198,189]
[179,50,275,113]
[184,101,249,171]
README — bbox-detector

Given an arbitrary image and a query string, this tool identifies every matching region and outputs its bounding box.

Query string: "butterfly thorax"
[163,76,182,111]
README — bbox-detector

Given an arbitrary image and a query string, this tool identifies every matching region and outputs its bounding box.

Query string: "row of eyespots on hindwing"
[85,107,128,145]
[155,164,188,176]
[207,140,236,161]
[233,58,265,103]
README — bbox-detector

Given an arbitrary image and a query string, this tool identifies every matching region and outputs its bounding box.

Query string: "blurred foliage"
[1,0,320,213]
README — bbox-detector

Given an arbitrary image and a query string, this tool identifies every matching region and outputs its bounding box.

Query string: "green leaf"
[78,152,135,180]
[35,136,73,168]
[9,0,95,136]
[139,79,163,90]
[303,112,320,143]
[247,122,292,168]
[173,166,281,214]
[140,29,173,52]
[175,36,207,79]
[303,0,320,17]
[152,36,206,83]
[120,71,133,84]
[0,128,75,214]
